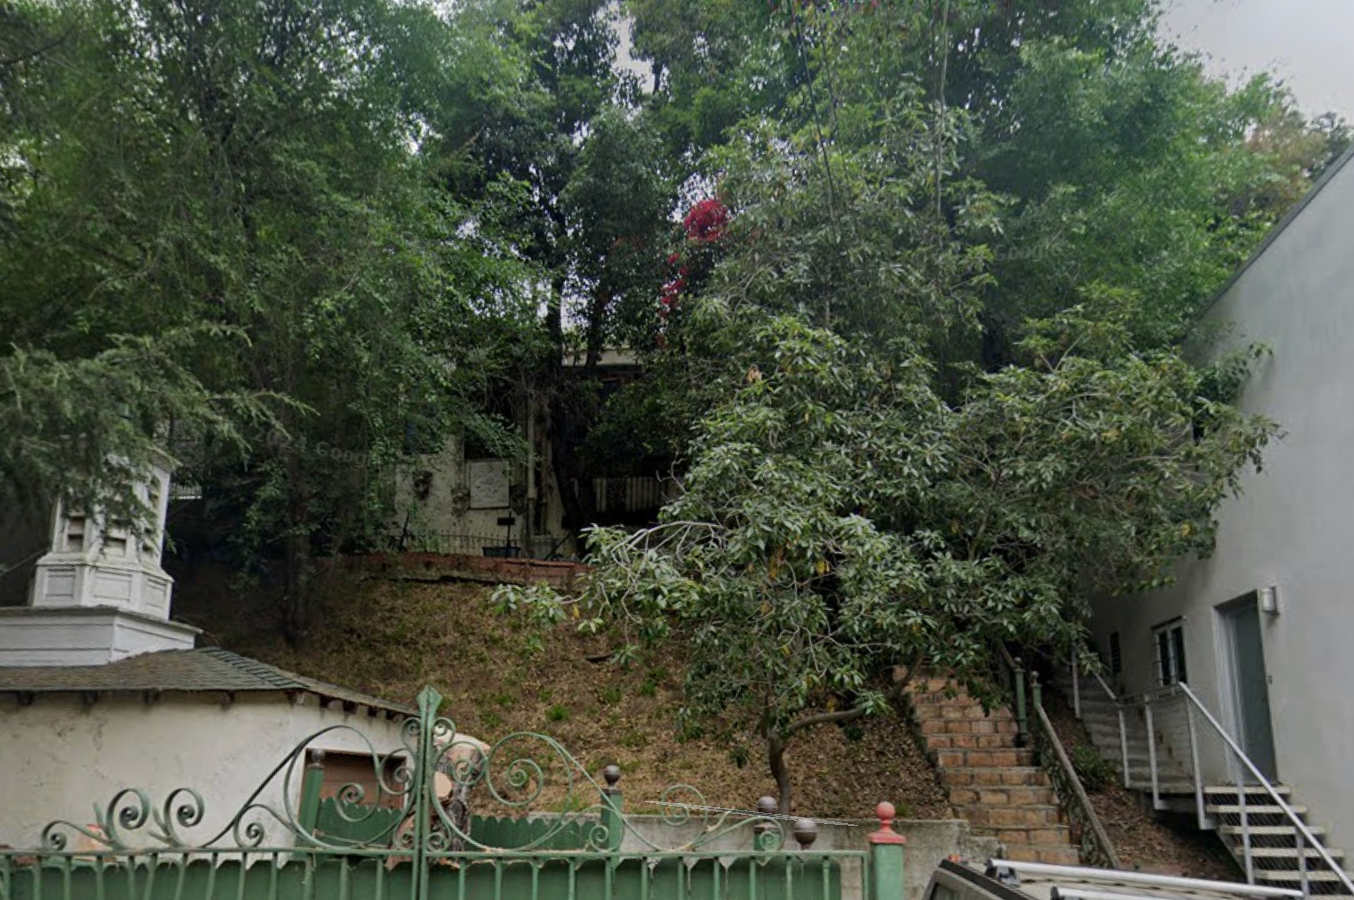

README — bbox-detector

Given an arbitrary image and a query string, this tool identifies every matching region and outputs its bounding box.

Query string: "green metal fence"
[0,686,905,900]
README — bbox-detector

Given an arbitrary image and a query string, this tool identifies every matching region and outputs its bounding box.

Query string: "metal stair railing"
[1174,682,1353,898]
[1100,678,1351,899]
[1068,650,1132,791]
[996,644,1122,869]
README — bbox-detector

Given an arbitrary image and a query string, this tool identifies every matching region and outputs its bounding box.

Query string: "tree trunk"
[281,459,312,647]
[545,281,606,543]
[767,733,793,816]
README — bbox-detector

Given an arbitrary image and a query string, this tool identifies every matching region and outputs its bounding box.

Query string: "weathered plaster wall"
[0,692,407,848]
[1090,151,1354,847]
[392,427,569,560]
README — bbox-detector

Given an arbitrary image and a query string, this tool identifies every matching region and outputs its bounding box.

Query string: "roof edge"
[1197,144,1354,321]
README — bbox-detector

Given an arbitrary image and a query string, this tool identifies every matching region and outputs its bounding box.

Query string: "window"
[63,512,86,552]
[1109,631,1123,676]
[317,751,404,810]
[1153,619,1187,686]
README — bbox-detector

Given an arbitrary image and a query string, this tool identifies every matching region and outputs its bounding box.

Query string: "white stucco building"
[1087,147,1354,853]
[0,458,415,850]
[0,648,412,849]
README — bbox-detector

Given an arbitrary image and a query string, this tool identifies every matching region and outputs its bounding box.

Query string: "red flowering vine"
[682,198,730,243]
[658,197,731,333]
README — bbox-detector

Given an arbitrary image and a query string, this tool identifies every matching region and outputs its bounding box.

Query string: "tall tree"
[0,0,540,639]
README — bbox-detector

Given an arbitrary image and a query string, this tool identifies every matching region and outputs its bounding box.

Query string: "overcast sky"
[1159,0,1354,118]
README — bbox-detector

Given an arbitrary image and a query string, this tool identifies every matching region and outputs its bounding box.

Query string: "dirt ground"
[172,565,952,821]
[172,560,1252,873]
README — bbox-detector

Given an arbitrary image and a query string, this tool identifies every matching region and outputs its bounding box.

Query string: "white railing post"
[1072,650,1082,719]
[1297,828,1310,900]
[1186,703,1208,830]
[1118,706,1130,789]
[1145,695,1161,809]
[1176,682,1354,896]
[1239,765,1255,884]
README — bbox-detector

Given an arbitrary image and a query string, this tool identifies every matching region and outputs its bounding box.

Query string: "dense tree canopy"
[3,0,1346,794]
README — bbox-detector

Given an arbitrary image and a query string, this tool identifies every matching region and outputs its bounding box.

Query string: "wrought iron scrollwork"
[33,683,788,857]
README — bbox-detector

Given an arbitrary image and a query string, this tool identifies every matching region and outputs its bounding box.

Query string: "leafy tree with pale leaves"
[501,309,1274,813]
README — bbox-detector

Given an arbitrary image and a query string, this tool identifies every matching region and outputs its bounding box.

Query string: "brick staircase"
[905,676,1081,865]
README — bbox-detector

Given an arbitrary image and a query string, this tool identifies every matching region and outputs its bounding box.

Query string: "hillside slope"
[171,565,952,820]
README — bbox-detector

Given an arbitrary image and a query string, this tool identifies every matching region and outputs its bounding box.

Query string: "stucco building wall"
[0,692,407,848]
[1089,150,1354,847]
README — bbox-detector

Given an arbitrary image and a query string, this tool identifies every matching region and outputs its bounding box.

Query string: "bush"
[1071,744,1116,792]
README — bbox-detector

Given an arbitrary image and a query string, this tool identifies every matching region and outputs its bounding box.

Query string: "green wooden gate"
[0,687,904,900]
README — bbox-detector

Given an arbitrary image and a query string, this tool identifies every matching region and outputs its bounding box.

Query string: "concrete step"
[1254,870,1351,885]
[1208,804,1309,817]
[1207,784,1294,797]
[954,804,1066,829]
[1251,847,1346,861]
[941,766,1051,789]
[948,786,1058,807]
[1220,825,1329,837]
[1126,778,1196,795]
[1125,768,1194,786]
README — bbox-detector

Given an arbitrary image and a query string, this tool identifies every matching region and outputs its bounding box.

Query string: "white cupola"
[0,452,197,666]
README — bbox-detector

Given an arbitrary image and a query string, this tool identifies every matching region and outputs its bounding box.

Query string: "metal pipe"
[1072,651,1081,719]
[987,860,1302,898]
[1240,768,1255,884]
[1176,683,1353,895]
[1186,703,1208,830]
[1093,672,1119,702]
[1145,697,1161,809]
[1117,707,1130,789]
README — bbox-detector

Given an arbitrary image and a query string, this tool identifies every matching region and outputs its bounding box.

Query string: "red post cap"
[869,801,907,845]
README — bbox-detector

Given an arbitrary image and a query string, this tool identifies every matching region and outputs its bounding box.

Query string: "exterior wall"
[30,461,176,614]
[1089,152,1354,846]
[0,607,198,667]
[0,692,407,848]
[393,423,571,561]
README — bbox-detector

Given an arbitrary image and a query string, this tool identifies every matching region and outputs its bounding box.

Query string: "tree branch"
[785,705,865,736]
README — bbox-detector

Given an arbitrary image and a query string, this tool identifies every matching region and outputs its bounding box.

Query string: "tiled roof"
[0,647,414,716]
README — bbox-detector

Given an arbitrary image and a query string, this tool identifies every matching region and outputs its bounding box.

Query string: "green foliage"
[1,0,545,640]
[501,312,1274,808]
[545,704,571,723]
[0,327,281,528]
[1071,745,1117,793]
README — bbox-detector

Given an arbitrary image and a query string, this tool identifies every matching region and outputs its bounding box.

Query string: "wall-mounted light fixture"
[1259,585,1280,616]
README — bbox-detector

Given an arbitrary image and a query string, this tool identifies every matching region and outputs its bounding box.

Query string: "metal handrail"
[996,645,1121,869]
[1069,650,1132,790]
[1175,682,1354,897]
[1061,652,1350,897]
[1030,702,1123,869]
